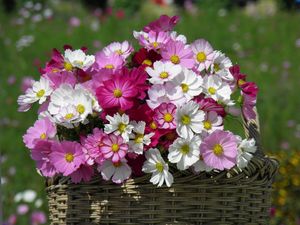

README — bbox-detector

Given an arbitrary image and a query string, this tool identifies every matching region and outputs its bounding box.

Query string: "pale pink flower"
[191,39,215,72]
[139,31,170,50]
[17,204,29,215]
[154,103,177,129]
[93,52,124,71]
[31,211,47,225]
[100,134,128,163]
[201,130,238,170]
[161,40,194,69]
[103,41,134,59]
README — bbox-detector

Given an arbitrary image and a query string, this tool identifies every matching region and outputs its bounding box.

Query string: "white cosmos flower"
[193,156,213,173]
[64,49,95,70]
[203,75,232,102]
[142,148,173,187]
[236,137,257,169]
[22,190,37,203]
[98,159,132,184]
[128,121,154,154]
[17,77,53,111]
[48,84,93,126]
[104,113,134,142]
[146,61,182,84]
[168,135,201,170]
[75,85,102,113]
[210,50,233,81]
[175,101,205,138]
[133,30,148,40]
[170,31,187,44]
[147,83,186,109]
[56,105,80,128]
[201,111,223,134]
[171,68,203,101]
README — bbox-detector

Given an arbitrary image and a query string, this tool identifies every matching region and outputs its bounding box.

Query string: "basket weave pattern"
[46,114,278,225]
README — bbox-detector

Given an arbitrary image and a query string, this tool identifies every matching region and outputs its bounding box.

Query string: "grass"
[0,3,299,224]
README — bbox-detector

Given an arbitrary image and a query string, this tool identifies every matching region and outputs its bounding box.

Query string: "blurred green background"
[0,0,300,224]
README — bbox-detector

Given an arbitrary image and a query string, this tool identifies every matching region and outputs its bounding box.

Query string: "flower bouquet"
[18,15,278,224]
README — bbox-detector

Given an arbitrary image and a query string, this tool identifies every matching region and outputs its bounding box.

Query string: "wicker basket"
[46,110,278,225]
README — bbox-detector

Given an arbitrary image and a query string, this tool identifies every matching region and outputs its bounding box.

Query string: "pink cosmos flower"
[5,214,17,225]
[42,71,77,89]
[201,130,238,170]
[81,128,105,165]
[143,15,180,32]
[40,48,64,74]
[31,140,57,177]
[17,204,29,215]
[191,39,215,72]
[23,118,56,149]
[70,164,94,183]
[161,40,194,69]
[154,103,177,129]
[102,41,134,59]
[96,75,137,110]
[21,76,34,92]
[202,111,223,134]
[50,141,85,176]
[139,31,170,51]
[240,82,258,120]
[31,211,47,225]
[100,134,128,163]
[93,52,124,71]
[123,67,148,100]
[69,17,81,27]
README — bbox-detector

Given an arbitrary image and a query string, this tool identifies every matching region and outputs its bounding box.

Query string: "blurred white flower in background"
[16,35,35,51]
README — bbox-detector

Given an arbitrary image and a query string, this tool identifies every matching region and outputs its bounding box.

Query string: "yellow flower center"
[142,59,152,66]
[134,133,144,144]
[203,121,212,130]
[113,89,122,98]
[152,42,159,48]
[113,161,122,167]
[115,49,123,55]
[213,144,224,156]
[118,123,127,133]
[40,133,46,139]
[36,89,45,98]
[238,79,246,87]
[196,52,206,63]
[64,62,73,71]
[159,71,169,79]
[65,153,74,163]
[155,162,164,173]
[181,115,191,125]
[181,83,189,93]
[105,64,114,69]
[65,113,74,120]
[208,87,216,95]
[76,104,85,114]
[150,121,157,130]
[163,113,173,122]
[180,144,190,155]
[170,55,180,64]
[214,63,220,72]
[111,144,119,152]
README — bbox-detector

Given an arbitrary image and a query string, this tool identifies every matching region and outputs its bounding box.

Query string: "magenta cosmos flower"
[161,40,194,69]
[96,75,138,110]
[49,141,85,176]
[31,140,57,177]
[31,211,47,225]
[70,164,94,184]
[143,15,180,32]
[81,128,105,165]
[100,134,128,163]
[201,130,238,170]
[23,118,56,149]
[240,82,258,120]
[154,102,177,129]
